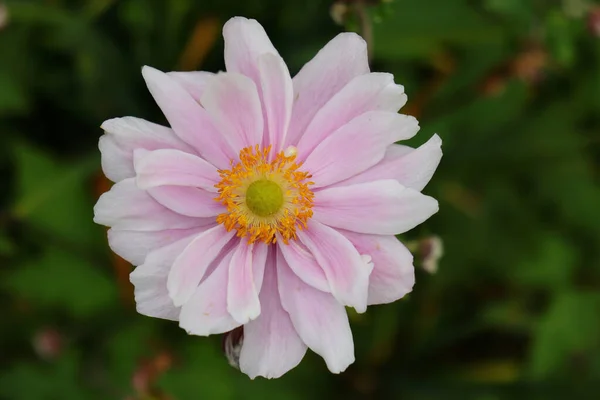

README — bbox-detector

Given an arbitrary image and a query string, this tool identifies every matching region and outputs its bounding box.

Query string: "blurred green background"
[1,0,600,399]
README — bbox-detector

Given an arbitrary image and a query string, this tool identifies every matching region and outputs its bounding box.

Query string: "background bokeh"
[1,0,600,399]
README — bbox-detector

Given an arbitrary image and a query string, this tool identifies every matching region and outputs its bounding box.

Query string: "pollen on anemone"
[94,16,442,379]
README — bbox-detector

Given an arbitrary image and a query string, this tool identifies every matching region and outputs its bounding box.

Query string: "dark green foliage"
[1,0,599,398]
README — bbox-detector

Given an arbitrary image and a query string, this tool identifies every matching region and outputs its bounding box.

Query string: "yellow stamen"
[214,145,314,245]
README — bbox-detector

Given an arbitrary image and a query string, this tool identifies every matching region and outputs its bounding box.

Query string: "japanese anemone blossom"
[94,17,442,378]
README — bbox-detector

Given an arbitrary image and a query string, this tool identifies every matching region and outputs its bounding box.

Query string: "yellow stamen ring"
[215,145,314,245]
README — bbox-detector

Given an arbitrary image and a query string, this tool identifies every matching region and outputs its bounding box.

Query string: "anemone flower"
[94,17,442,379]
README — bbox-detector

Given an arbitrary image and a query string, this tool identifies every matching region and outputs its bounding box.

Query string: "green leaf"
[159,339,236,400]
[528,291,600,379]
[12,142,102,250]
[106,320,157,392]
[4,246,117,318]
[373,0,505,60]
[0,353,100,400]
[514,233,577,292]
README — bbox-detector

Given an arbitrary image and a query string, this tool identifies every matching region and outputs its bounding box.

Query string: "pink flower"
[94,17,441,378]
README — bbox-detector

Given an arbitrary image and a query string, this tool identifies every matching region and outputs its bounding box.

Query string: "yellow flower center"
[215,145,314,245]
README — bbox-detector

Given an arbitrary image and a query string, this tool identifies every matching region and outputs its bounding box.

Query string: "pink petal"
[277,250,355,373]
[129,234,200,321]
[227,241,268,324]
[341,230,415,305]
[134,149,220,191]
[313,180,438,235]
[239,250,307,379]
[223,17,279,89]
[99,117,193,182]
[296,73,407,156]
[258,53,293,152]
[276,236,329,292]
[302,112,419,188]
[167,71,214,103]
[141,66,234,169]
[93,178,205,231]
[147,186,224,218]
[297,221,371,313]
[107,226,213,266]
[287,33,369,146]
[201,72,264,153]
[179,249,241,335]
[167,225,236,306]
[336,134,443,191]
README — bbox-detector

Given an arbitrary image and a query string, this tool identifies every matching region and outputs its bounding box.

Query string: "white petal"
[93,178,206,231]
[297,221,371,312]
[201,72,264,153]
[130,234,200,321]
[287,33,369,146]
[239,250,307,379]
[179,249,241,335]
[296,73,406,156]
[341,231,415,305]
[141,66,234,168]
[167,71,215,103]
[227,241,268,324]
[313,180,439,235]
[108,226,213,266]
[167,225,235,306]
[302,112,419,188]
[147,186,224,218]
[336,134,443,191]
[277,250,354,373]
[277,237,329,292]
[223,17,279,88]
[258,53,293,152]
[134,149,220,191]
[99,117,193,182]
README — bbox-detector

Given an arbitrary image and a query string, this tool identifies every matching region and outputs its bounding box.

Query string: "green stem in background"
[355,0,374,63]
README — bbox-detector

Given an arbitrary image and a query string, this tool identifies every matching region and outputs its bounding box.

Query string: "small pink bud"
[588,7,600,37]
[420,235,444,274]
[32,327,63,360]
[222,327,244,370]
[0,3,8,30]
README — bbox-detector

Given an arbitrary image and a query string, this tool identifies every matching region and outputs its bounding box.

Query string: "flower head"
[94,17,442,379]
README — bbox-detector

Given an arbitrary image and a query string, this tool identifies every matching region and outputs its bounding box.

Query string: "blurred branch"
[177,16,220,71]
[355,0,374,63]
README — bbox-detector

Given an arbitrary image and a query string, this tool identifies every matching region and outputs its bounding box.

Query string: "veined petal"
[287,33,369,146]
[129,234,200,321]
[313,180,439,235]
[296,73,407,156]
[277,251,355,373]
[302,112,419,188]
[258,53,293,152]
[167,71,214,103]
[239,250,307,379]
[276,236,329,292]
[297,221,371,313]
[99,117,193,182]
[223,17,279,88]
[201,73,264,154]
[167,225,235,307]
[336,134,443,191]
[147,186,224,218]
[141,66,234,168]
[179,249,241,335]
[93,178,205,231]
[135,149,220,191]
[227,240,268,324]
[108,226,213,266]
[341,230,415,305]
